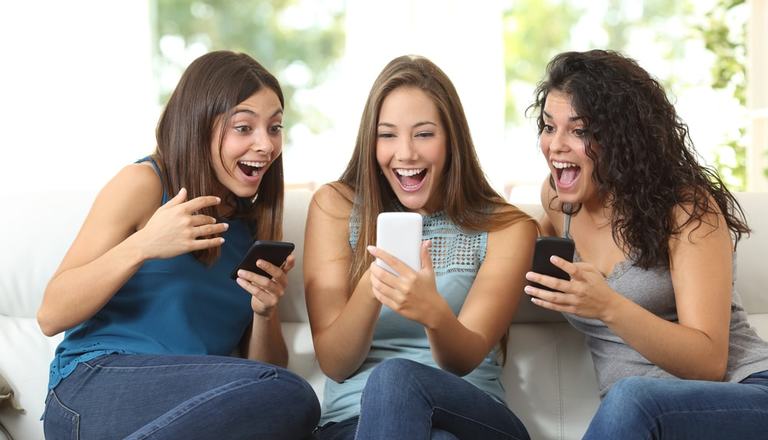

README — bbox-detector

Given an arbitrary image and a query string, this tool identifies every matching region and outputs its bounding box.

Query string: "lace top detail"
[349,210,487,276]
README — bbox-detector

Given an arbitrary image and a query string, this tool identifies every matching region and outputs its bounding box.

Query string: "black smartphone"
[530,237,575,291]
[230,240,295,279]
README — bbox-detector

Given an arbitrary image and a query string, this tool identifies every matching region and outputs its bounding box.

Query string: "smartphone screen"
[376,212,422,275]
[530,237,575,291]
[230,240,295,279]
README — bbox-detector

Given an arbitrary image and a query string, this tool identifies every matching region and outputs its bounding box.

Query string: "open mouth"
[237,160,267,178]
[552,161,581,188]
[394,168,427,192]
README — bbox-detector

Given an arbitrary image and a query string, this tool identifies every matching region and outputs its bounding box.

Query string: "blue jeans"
[314,358,529,440]
[43,354,320,440]
[583,371,768,439]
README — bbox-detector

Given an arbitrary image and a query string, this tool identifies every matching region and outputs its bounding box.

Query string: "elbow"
[37,309,61,337]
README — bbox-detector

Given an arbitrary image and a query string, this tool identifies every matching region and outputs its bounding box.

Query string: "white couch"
[1,189,767,440]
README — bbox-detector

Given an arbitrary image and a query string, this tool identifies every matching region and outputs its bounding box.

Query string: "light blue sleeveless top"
[48,158,254,389]
[320,210,505,424]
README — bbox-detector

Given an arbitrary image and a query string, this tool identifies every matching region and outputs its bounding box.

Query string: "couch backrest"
[2,189,765,321]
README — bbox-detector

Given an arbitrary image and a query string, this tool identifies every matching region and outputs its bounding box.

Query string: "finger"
[370,275,404,307]
[281,255,296,273]
[525,271,570,292]
[190,215,218,227]
[529,296,574,314]
[164,187,188,207]
[237,278,278,307]
[236,269,272,289]
[367,246,412,276]
[182,195,222,213]
[550,255,579,277]
[524,285,574,305]
[370,262,405,292]
[188,237,225,251]
[255,257,288,281]
[420,240,433,271]
[193,222,229,238]
[372,286,399,311]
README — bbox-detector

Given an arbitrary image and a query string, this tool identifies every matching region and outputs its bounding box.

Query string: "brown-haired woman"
[305,55,535,439]
[37,51,319,439]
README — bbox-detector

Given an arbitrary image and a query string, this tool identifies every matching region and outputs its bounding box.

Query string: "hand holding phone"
[530,237,575,291]
[375,212,422,275]
[231,240,295,279]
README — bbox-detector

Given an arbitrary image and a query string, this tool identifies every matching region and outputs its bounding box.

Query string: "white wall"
[0,1,156,196]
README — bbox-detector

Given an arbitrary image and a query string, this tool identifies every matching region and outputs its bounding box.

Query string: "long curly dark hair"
[530,49,749,269]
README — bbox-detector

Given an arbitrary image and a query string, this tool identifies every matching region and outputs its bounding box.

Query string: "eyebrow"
[542,110,582,122]
[233,108,283,118]
[377,121,437,129]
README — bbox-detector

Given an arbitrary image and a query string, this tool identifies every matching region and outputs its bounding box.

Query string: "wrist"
[599,291,625,324]
[424,296,452,331]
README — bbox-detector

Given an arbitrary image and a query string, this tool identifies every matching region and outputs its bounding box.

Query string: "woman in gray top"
[525,49,768,439]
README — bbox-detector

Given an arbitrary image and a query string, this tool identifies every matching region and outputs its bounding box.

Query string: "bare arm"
[37,164,227,336]
[426,218,538,374]
[304,184,382,381]
[528,203,733,380]
[238,255,297,367]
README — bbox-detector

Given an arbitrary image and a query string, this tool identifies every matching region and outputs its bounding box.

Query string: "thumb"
[420,240,433,271]
[166,187,187,206]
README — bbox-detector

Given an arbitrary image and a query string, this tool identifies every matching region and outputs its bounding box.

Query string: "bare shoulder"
[309,182,355,220]
[670,194,729,245]
[92,163,163,229]
[486,205,538,256]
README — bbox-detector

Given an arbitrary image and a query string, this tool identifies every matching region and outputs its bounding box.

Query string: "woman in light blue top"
[37,51,319,439]
[526,50,768,439]
[305,55,537,439]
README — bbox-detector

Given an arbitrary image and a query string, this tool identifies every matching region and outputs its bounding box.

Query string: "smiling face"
[375,86,447,214]
[211,87,284,198]
[540,89,599,205]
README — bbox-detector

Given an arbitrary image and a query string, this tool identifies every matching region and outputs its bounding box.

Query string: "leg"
[313,417,359,440]
[43,354,319,440]
[354,358,529,440]
[583,373,768,440]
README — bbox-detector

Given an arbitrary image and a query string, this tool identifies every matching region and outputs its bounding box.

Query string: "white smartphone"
[375,212,423,275]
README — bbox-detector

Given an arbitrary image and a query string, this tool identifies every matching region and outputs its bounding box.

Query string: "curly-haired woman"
[525,49,768,439]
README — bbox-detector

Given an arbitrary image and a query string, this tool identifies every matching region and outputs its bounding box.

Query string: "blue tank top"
[48,158,254,389]
[320,209,505,424]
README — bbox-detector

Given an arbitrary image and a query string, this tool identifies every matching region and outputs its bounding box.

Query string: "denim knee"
[366,358,423,390]
[600,376,663,419]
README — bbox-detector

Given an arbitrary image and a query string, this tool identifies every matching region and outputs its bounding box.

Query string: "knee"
[600,377,662,419]
[366,358,423,391]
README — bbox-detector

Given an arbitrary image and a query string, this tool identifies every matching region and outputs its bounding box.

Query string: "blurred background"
[1,0,766,203]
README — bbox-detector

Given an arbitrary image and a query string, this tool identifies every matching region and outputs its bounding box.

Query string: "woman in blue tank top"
[305,55,536,439]
[526,50,768,438]
[37,51,319,439]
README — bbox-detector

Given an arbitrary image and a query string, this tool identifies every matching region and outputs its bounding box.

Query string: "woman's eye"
[377,132,395,138]
[270,124,284,134]
[415,131,434,138]
[542,124,554,134]
[234,125,252,134]
[573,128,587,137]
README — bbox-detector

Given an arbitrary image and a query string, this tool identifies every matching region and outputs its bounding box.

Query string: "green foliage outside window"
[153,0,345,140]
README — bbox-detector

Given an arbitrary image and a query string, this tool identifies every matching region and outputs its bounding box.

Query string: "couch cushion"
[734,193,768,315]
[0,316,62,440]
[0,191,95,319]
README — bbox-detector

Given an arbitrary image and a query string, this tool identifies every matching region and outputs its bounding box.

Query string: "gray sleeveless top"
[565,252,768,397]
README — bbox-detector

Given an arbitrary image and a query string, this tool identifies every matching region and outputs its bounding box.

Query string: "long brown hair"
[155,50,285,264]
[338,55,533,361]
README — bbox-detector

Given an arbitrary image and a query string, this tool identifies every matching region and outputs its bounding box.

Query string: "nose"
[394,137,418,162]
[250,130,276,159]
[548,130,570,154]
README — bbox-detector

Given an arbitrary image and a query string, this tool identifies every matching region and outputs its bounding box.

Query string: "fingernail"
[237,269,244,277]
[366,246,376,254]
[524,286,533,294]
[550,256,558,263]
[222,223,229,230]
[525,272,534,280]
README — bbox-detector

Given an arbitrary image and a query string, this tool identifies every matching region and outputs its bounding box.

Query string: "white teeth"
[395,168,425,177]
[552,161,578,169]
[240,160,267,168]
